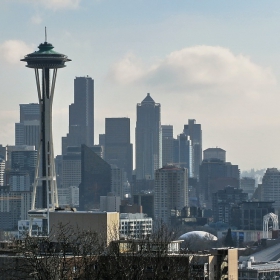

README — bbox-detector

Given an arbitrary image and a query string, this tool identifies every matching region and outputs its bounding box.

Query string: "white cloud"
[24,0,81,10]
[109,45,277,98]
[0,40,33,65]
[31,14,43,24]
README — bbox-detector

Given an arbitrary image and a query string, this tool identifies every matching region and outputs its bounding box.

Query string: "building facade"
[161,125,173,166]
[183,119,202,180]
[136,93,161,180]
[105,118,133,181]
[154,166,188,224]
[62,76,94,155]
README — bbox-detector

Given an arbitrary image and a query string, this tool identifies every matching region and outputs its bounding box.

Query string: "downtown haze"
[1,1,280,171]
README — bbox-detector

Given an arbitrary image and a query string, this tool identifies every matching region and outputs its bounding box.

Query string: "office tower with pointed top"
[136,93,161,180]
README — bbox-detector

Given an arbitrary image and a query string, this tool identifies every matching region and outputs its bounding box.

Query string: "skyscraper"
[105,118,133,181]
[161,125,173,166]
[136,93,161,180]
[80,145,111,210]
[62,76,94,155]
[203,147,226,162]
[184,119,202,180]
[154,165,188,224]
[15,103,40,150]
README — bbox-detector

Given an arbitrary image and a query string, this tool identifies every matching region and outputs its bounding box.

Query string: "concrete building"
[154,166,188,224]
[136,93,161,180]
[105,118,133,181]
[161,125,173,166]
[62,76,94,155]
[58,186,79,207]
[100,193,121,212]
[133,192,154,219]
[0,158,4,186]
[120,213,152,238]
[49,211,119,244]
[203,147,226,162]
[183,119,202,180]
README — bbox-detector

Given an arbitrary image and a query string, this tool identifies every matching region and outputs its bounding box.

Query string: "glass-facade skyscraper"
[135,93,161,180]
[62,76,94,155]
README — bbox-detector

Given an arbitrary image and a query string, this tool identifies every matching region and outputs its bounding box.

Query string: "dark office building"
[212,186,248,224]
[173,133,193,177]
[162,125,173,166]
[105,118,133,181]
[62,76,94,155]
[231,201,275,230]
[0,145,5,160]
[133,193,154,219]
[80,145,111,210]
[184,119,202,180]
[199,158,240,209]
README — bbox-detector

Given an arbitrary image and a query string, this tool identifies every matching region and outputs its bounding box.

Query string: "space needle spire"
[21,32,71,235]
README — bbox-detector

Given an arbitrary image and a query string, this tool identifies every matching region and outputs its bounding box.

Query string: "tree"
[224,228,235,247]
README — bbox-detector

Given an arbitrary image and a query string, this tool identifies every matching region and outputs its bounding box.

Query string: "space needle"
[21,31,71,235]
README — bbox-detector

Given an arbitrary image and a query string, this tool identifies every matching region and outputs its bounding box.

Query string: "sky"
[1,0,280,172]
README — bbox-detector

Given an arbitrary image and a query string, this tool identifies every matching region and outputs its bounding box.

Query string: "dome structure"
[179,231,217,241]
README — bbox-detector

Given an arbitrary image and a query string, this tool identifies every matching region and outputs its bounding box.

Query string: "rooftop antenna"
[45,27,47,43]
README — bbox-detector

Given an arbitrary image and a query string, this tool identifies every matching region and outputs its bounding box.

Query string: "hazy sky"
[1,0,280,171]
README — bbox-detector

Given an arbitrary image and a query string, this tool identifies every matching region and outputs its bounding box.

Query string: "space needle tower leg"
[21,36,71,236]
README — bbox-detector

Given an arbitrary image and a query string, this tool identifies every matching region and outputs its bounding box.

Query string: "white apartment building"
[154,165,188,224]
[120,213,152,239]
[58,186,79,207]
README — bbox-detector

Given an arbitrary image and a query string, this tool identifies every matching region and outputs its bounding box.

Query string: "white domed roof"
[179,231,217,241]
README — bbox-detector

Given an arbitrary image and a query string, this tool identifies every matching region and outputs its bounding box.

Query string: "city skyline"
[2,1,280,171]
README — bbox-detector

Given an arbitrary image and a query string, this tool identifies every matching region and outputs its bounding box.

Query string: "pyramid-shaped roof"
[141,93,155,103]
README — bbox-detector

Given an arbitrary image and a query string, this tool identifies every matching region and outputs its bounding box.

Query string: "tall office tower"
[199,158,240,209]
[173,133,193,177]
[260,168,280,210]
[161,125,173,166]
[203,147,226,162]
[15,103,40,150]
[62,76,94,155]
[240,177,256,199]
[184,119,202,180]
[105,118,133,181]
[136,93,161,180]
[154,165,188,224]
[80,145,111,210]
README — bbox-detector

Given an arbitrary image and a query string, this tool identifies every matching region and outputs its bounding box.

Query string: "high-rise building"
[203,148,226,162]
[0,145,6,160]
[173,133,193,177]
[184,120,202,180]
[0,158,5,186]
[136,93,161,180]
[105,118,133,181]
[161,125,173,166]
[15,104,40,150]
[80,144,111,210]
[62,76,94,155]
[260,168,280,210]
[111,165,125,198]
[199,158,240,209]
[154,166,188,224]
